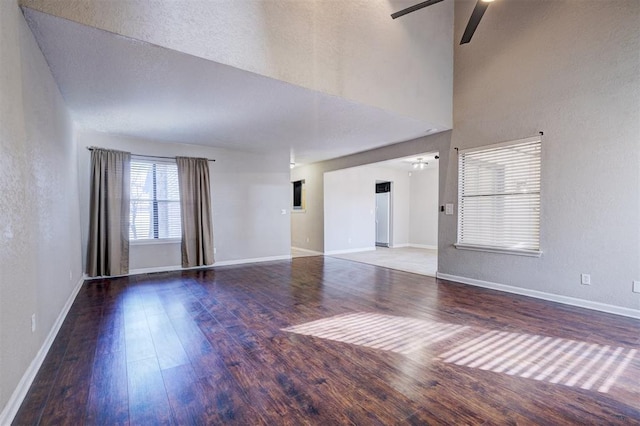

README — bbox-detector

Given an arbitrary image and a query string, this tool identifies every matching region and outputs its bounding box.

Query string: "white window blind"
[457,137,541,254]
[129,159,182,240]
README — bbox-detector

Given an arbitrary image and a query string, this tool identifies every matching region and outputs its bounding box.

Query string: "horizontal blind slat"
[129,160,182,240]
[458,138,541,251]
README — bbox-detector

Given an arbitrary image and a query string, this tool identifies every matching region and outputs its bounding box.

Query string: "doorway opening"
[323,152,439,276]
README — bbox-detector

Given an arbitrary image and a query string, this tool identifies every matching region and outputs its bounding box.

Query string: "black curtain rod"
[86,146,215,162]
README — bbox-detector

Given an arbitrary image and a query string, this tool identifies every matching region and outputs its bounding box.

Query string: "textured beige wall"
[439,0,640,310]
[19,0,454,128]
[0,0,82,416]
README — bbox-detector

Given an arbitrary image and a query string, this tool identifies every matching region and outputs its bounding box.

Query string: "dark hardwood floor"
[14,256,640,425]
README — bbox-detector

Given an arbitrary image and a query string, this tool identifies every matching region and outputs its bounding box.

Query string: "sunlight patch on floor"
[283,312,468,355]
[438,330,637,393]
[283,312,638,394]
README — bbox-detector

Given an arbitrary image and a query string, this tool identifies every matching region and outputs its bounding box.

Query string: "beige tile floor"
[329,246,437,277]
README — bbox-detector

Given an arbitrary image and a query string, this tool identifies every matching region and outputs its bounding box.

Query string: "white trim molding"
[0,276,85,425]
[85,266,189,279]
[291,247,324,256]
[383,243,438,250]
[214,255,291,267]
[436,272,640,319]
[325,247,376,256]
[408,243,438,250]
[128,265,185,275]
[90,255,293,278]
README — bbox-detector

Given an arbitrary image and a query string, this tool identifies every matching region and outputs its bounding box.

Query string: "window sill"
[291,209,306,214]
[131,238,181,245]
[454,243,542,257]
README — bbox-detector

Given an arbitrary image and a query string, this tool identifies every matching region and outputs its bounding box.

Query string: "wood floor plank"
[12,314,75,425]
[127,357,174,425]
[85,349,128,425]
[191,310,312,424]
[162,364,210,424]
[146,312,190,370]
[208,280,449,423]
[13,257,640,425]
[123,310,156,364]
[37,338,95,424]
[163,361,267,425]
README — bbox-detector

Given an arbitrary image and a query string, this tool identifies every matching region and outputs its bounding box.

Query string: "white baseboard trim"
[386,243,438,250]
[85,264,211,278]
[214,255,291,266]
[0,276,85,425]
[325,247,376,255]
[291,247,324,256]
[436,272,640,319]
[96,255,293,277]
[129,265,185,275]
[408,244,438,250]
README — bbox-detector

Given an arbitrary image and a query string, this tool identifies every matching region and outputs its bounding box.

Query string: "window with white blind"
[456,136,542,256]
[129,159,181,241]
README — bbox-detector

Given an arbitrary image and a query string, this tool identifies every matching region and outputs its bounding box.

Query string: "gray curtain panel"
[86,149,131,277]
[176,157,214,267]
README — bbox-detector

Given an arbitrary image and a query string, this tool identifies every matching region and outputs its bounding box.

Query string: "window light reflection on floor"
[283,312,468,355]
[283,312,638,394]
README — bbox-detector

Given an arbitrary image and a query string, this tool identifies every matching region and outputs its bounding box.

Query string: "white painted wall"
[324,162,438,253]
[409,167,439,248]
[292,131,452,253]
[439,0,640,311]
[76,131,292,272]
[0,1,82,418]
[324,167,376,253]
[21,0,454,129]
[324,166,411,253]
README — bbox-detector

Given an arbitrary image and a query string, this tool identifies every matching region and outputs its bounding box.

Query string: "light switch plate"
[445,203,454,215]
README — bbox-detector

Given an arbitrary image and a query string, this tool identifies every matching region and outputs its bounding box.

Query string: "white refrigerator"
[375,190,390,247]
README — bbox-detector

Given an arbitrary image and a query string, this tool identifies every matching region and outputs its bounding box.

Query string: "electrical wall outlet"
[581,274,591,285]
[31,314,36,332]
[214,247,217,254]
[633,280,640,293]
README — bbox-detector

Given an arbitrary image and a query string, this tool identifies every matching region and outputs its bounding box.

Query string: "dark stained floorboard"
[12,256,640,425]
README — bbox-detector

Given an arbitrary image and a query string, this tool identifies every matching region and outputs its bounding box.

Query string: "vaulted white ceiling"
[22,1,453,165]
